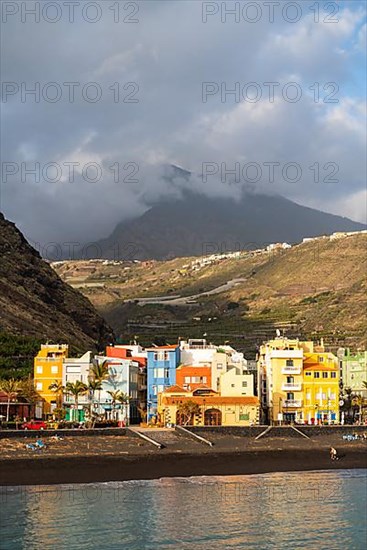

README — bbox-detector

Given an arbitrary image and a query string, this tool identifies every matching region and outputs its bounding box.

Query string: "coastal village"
[1,335,366,428]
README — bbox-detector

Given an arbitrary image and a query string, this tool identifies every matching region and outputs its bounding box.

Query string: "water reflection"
[0,470,366,549]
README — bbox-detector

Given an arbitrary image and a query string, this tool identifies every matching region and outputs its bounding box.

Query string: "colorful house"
[258,336,339,424]
[95,355,140,424]
[146,345,180,420]
[62,351,93,422]
[34,344,68,415]
[176,365,212,391]
[303,351,339,424]
[257,337,307,424]
[158,385,259,426]
[338,348,367,398]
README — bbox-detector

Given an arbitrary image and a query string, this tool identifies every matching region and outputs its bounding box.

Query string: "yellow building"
[34,344,68,414]
[158,385,259,426]
[258,336,339,424]
[303,352,339,424]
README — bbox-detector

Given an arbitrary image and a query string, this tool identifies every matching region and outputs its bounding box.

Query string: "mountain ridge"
[94,189,365,260]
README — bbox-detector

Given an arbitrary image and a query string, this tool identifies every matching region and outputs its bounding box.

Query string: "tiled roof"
[164,385,189,393]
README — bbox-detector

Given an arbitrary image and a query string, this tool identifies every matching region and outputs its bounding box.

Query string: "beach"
[1,432,366,485]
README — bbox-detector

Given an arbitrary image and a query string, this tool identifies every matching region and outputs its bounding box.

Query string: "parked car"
[21,420,47,430]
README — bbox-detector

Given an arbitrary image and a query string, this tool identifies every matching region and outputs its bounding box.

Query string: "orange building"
[175,365,212,391]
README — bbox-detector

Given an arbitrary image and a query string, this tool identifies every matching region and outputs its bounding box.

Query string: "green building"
[338,348,367,398]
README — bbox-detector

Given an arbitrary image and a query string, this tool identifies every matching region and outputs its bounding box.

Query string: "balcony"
[282,383,302,391]
[283,399,302,408]
[281,367,301,375]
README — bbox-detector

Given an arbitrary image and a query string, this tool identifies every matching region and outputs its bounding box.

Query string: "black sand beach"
[1,433,366,485]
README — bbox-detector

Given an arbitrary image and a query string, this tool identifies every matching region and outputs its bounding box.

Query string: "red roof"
[164,385,189,393]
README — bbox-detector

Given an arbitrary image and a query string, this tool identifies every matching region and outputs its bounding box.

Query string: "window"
[306,393,311,400]
[287,392,294,400]
[184,376,190,384]
[158,385,164,393]
[153,368,164,378]
[314,372,320,378]
[322,372,328,378]
[36,382,43,391]
[164,368,170,378]
[202,376,207,384]
[217,363,223,369]
[51,365,58,374]
[154,351,168,361]
[231,384,235,388]
[152,385,157,396]
[318,356,324,362]
[239,413,250,421]
[286,376,294,383]
[286,359,294,366]
[36,366,43,374]
[242,381,248,387]
[305,372,311,376]
[331,372,336,378]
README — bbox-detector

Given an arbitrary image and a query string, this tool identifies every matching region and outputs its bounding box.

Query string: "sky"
[1,0,366,248]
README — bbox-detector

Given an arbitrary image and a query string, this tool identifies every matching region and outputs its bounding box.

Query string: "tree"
[48,380,65,409]
[177,400,200,426]
[107,390,122,420]
[89,359,109,413]
[65,381,88,422]
[88,379,102,416]
[117,392,130,423]
[0,378,22,421]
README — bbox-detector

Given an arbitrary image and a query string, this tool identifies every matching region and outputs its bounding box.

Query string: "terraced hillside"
[52,232,367,356]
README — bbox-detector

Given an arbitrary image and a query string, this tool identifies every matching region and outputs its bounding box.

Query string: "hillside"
[95,189,365,260]
[52,231,367,356]
[0,213,114,368]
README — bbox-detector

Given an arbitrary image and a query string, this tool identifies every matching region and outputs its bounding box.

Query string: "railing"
[283,400,302,408]
[282,383,302,391]
[281,367,301,374]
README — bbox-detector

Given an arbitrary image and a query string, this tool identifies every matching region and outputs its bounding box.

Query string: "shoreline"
[1,448,366,486]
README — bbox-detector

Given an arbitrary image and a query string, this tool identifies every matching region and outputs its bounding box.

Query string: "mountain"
[95,190,366,260]
[0,213,114,352]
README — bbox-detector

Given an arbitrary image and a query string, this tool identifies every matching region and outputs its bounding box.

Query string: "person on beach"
[330,447,338,460]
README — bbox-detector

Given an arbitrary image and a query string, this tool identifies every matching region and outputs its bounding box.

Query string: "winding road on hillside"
[125,278,247,306]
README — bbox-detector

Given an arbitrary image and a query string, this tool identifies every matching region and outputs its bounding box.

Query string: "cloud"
[1,1,366,244]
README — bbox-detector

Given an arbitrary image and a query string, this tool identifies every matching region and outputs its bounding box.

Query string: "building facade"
[158,386,259,426]
[147,345,180,420]
[338,348,367,398]
[34,344,68,414]
[258,336,339,424]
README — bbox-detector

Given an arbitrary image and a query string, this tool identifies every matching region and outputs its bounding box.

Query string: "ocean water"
[0,469,366,550]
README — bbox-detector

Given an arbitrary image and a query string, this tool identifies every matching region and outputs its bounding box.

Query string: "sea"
[0,469,366,549]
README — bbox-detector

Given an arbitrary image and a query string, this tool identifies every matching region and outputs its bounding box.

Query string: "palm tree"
[117,392,130,424]
[107,390,122,420]
[0,379,22,422]
[88,379,103,416]
[48,380,65,409]
[89,359,109,413]
[65,381,88,422]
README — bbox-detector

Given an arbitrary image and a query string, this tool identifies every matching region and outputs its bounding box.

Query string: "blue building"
[146,345,180,420]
